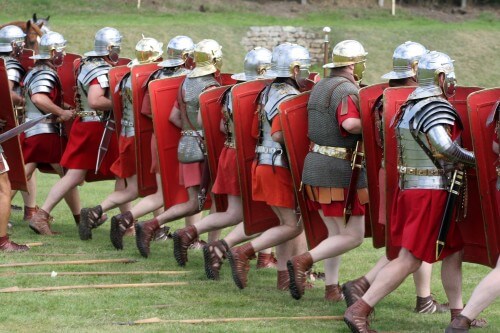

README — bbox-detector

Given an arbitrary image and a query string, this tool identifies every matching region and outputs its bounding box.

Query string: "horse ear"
[46,15,50,21]
[26,19,32,29]
[33,13,37,22]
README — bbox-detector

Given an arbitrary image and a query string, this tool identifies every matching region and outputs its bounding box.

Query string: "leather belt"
[256,146,283,154]
[181,130,203,136]
[224,140,235,149]
[398,165,445,176]
[121,119,134,127]
[76,110,103,118]
[310,143,352,161]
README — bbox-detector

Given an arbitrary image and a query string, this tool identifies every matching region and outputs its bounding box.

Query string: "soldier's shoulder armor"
[410,96,461,133]
[118,71,132,92]
[78,57,111,87]
[1,56,25,82]
[23,65,60,94]
[263,82,299,121]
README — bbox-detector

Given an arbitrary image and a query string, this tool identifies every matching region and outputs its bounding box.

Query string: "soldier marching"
[0,22,499,333]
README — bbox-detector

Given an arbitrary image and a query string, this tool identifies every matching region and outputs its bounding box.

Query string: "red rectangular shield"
[278,92,327,249]
[149,76,188,208]
[0,59,27,191]
[232,79,280,235]
[57,53,81,137]
[468,87,500,266]
[450,86,489,266]
[359,83,389,249]
[19,49,34,72]
[383,86,416,259]
[199,86,232,212]
[131,63,160,197]
[117,58,132,67]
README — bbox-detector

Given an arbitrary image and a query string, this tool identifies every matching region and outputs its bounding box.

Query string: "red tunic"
[306,96,366,217]
[251,116,295,209]
[21,132,66,165]
[390,188,463,263]
[178,161,203,188]
[60,117,118,178]
[389,124,464,263]
[212,147,240,196]
[110,135,136,179]
[22,88,66,166]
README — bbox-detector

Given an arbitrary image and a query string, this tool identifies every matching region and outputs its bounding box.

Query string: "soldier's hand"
[58,109,75,122]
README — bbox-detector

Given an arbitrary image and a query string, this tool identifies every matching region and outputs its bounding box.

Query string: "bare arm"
[169,104,182,128]
[87,84,112,111]
[8,80,24,107]
[493,141,499,155]
[342,118,362,134]
[272,131,284,144]
[31,93,75,122]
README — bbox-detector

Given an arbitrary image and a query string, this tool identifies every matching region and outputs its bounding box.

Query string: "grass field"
[1,1,500,332]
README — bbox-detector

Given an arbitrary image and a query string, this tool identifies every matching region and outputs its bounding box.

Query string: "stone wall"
[241,26,327,65]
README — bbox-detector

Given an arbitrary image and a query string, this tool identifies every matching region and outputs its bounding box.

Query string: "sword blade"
[0,114,52,144]
[344,141,364,225]
[95,119,116,174]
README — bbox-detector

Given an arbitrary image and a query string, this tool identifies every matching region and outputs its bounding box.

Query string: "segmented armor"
[22,65,61,138]
[222,88,235,147]
[302,76,366,188]
[118,72,134,137]
[0,55,25,92]
[76,57,112,122]
[255,82,299,168]
[396,96,474,190]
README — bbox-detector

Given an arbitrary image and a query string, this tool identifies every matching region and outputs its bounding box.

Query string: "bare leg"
[98,174,138,212]
[441,251,463,310]
[224,222,254,248]
[41,169,87,213]
[0,172,10,237]
[195,195,242,234]
[51,164,81,215]
[308,212,365,262]
[253,206,303,271]
[461,257,500,320]
[364,256,390,283]
[413,261,433,297]
[130,173,163,219]
[20,163,37,207]
[156,186,201,225]
[114,177,133,213]
[362,248,422,307]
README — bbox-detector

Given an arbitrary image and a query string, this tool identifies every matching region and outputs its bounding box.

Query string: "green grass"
[3,173,500,332]
[1,2,500,332]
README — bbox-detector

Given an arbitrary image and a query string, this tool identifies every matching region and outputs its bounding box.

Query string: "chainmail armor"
[302,76,366,188]
[180,75,219,131]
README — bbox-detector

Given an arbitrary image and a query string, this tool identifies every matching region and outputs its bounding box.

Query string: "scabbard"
[95,118,116,174]
[343,141,364,225]
[435,169,464,260]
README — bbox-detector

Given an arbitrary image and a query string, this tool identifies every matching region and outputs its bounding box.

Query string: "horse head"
[32,13,51,34]
[25,17,45,53]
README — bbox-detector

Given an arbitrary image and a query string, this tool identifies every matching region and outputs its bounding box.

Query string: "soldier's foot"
[23,205,39,221]
[0,236,29,252]
[227,242,255,289]
[172,225,197,266]
[79,206,107,240]
[256,252,277,269]
[415,295,449,314]
[203,239,229,280]
[29,208,58,235]
[325,284,345,302]
[287,252,313,300]
[110,211,135,250]
[344,299,377,333]
[445,315,472,333]
[135,218,160,258]
[342,276,371,308]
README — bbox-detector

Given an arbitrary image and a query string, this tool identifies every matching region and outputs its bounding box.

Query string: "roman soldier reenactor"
[134,39,223,258]
[226,43,311,291]
[344,51,475,333]
[343,41,448,314]
[172,47,278,273]
[78,36,163,241]
[29,27,122,235]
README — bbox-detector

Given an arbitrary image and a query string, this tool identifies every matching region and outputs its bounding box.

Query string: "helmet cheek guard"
[442,71,457,98]
[108,45,121,63]
[51,50,65,67]
[353,61,366,82]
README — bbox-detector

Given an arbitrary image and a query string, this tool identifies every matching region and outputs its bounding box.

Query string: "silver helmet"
[409,51,457,100]
[381,41,428,80]
[84,27,122,60]
[187,39,223,78]
[0,25,26,53]
[266,43,311,79]
[158,35,194,68]
[231,47,272,81]
[324,39,367,81]
[128,36,163,67]
[30,31,66,63]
